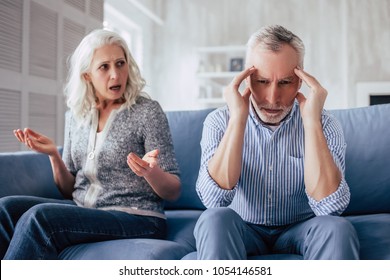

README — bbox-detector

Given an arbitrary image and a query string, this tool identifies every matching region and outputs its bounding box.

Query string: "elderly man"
[194,25,359,260]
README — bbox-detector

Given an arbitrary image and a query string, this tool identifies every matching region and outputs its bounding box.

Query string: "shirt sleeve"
[196,109,237,208]
[306,112,351,216]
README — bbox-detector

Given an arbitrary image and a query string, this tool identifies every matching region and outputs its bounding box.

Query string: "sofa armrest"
[0,150,63,199]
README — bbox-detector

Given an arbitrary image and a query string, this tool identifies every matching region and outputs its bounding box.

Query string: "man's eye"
[99,64,108,70]
[279,80,291,85]
[257,80,268,84]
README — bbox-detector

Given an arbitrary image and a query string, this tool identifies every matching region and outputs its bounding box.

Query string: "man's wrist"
[229,113,248,127]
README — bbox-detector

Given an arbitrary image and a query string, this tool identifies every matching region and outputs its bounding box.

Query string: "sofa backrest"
[1,104,389,215]
[164,109,213,210]
[330,104,390,215]
[165,104,390,215]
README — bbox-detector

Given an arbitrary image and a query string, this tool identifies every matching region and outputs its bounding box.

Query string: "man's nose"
[266,83,279,104]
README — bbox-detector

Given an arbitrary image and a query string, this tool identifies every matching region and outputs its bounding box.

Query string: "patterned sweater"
[62,96,180,218]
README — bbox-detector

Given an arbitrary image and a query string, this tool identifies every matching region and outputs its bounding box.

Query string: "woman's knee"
[0,196,22,211]
[17,204,53,233]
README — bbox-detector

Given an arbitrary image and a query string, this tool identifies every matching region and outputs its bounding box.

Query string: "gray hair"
[64,29,146,124]
[246,25,305,67]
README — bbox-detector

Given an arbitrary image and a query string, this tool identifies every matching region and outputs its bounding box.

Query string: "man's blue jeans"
[0,195,166,259]
[194,207,360,259]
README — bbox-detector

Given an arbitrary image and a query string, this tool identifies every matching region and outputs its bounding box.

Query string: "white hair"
[246,25,305,67]
[64,29,146,124]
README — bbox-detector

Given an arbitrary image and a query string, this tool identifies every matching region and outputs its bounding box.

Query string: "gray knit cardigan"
[62,96,180,218]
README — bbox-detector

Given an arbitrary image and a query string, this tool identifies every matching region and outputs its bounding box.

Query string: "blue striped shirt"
[196,101,350,226]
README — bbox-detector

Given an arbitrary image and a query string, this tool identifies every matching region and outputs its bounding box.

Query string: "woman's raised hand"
[14,128,57,156]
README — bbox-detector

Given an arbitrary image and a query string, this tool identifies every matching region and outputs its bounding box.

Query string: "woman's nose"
[110,68,119,80]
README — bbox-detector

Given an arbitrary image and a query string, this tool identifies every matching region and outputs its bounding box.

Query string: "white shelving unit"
[196,45,246,105]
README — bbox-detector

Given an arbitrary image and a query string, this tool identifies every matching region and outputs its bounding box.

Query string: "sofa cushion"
[59,238,190,260]
[331,104,390,215]
[166,210,202,251]
[345,214,390,260]
[164,109,213,210]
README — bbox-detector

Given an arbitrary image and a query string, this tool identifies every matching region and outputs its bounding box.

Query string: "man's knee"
[309,216,358,241]
[304,216,359,259]
[194,207,242,237]
[316,216,355,231]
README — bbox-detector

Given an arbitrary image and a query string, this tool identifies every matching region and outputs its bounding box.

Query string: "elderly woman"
[0,29,180,259]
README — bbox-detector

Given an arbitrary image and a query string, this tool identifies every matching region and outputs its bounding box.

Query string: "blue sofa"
[0,104,389,260]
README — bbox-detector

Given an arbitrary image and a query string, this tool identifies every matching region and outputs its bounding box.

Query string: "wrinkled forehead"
[247,44,299,78]
[91,44,126,64]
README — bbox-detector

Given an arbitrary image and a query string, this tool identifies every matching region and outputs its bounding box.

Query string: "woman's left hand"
[127,149,159,177]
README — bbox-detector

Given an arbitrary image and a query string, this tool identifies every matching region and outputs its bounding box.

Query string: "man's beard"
[250,96,293,125]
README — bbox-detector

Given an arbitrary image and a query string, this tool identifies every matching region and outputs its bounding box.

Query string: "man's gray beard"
[250,96,293,125]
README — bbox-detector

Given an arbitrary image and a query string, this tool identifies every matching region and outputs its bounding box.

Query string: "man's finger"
[231,66,256,89]
[295,92,306,104]
[294,68,320,89]
[242,87,251,101]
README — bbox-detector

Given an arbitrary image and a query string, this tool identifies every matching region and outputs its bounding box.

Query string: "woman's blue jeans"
[0,195,166,259]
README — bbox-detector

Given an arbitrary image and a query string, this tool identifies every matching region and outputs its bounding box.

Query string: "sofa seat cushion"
[345,213,390,260]
[59,238,189,260]
[166,210,202,251]
[59,209,203,260]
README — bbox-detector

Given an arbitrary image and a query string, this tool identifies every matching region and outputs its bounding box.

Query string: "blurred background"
[1,0,389,152]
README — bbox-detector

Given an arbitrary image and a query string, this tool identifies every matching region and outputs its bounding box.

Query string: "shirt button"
[269,166,273,171]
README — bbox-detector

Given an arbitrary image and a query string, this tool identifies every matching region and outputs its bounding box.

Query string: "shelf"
[197,45,247,53]
[197,72,239,78]
[196,45,246,107]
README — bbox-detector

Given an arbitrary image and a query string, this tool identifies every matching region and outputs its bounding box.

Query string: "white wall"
[109,0,390,111]
[1,0,389,152]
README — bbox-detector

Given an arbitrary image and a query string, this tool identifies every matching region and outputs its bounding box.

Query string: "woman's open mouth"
[109,85,122,92]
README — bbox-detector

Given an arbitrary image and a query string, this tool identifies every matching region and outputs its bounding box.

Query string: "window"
[0,0,103,153]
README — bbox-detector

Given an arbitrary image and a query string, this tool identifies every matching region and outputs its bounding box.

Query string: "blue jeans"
[194,207,360,260]
[0,195,166,259]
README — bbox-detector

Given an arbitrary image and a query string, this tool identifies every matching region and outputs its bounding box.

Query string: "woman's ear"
[83,73,91,82]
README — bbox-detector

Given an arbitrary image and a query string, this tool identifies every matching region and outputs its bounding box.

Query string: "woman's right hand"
[14,128,57,156]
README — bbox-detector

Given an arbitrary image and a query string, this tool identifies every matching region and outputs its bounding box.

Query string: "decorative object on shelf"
[230,57,244,72]
[196,45,246,106]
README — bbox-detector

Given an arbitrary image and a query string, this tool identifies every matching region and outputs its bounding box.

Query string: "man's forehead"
[252,70,297,80]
